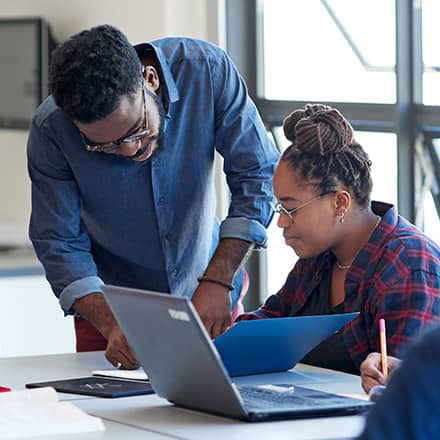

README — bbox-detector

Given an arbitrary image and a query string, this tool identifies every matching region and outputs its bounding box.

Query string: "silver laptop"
[102,285,372,422]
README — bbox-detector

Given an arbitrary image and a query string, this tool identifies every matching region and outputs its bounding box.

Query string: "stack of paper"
[0,387,105,439]
[92,367,148,381]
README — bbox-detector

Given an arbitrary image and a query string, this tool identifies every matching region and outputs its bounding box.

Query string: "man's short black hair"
[49,24,143,123]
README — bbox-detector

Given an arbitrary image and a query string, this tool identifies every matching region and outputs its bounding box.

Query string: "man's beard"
[128,89,165,161]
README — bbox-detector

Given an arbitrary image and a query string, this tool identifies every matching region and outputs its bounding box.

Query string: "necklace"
[336,260,351,270]
[335,215,381,270]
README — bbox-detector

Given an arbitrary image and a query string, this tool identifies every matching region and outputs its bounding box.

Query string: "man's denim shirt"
[27,37,279,315]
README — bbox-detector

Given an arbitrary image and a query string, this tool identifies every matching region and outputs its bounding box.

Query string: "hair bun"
[282,104,354,155]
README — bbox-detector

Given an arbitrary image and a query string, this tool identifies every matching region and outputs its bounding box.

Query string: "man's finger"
[119,338,139,365]
[210,321,224,339]
[117,350,139,370]
[212,314,231,339]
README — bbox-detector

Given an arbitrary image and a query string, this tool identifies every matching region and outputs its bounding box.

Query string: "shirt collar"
[343,201,397,282]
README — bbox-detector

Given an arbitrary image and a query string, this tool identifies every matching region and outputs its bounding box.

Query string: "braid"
[282,104,372,208]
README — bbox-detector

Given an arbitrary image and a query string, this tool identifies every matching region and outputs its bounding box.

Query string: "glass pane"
[423,139,440,243]
[266,212,299,297]
[271,128,398,204]
[355,131,398,206]
[261,0,396,103]
[422,192,440,245]
[266,129,397,300]
[422,0,440,104]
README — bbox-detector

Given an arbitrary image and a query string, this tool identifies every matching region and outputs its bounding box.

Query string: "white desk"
[0,352,368,439]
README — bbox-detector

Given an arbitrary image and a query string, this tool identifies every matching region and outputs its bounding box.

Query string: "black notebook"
[26,376,154,398]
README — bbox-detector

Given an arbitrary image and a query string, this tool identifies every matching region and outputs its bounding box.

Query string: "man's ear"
[143,65,160,93]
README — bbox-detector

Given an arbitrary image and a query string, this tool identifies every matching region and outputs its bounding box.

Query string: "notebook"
[102,284,371,421]
[26,376,154,398]
[214,312,359,376]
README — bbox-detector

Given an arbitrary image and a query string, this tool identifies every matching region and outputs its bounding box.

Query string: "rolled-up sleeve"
[211,49,279,247]
[219,217,268,248]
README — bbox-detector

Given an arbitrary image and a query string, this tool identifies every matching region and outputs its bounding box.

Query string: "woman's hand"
[360,352,401,393]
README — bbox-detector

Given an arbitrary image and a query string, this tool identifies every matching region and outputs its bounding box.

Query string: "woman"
[238,104,440,374]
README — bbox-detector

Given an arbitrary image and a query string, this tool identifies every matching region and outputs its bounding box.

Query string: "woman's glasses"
[272,191,335,223]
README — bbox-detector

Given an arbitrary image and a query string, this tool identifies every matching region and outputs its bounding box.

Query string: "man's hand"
[104,323,139,370]
[191,282,232,339]
[193,238,253,339]
[73,293,139,369]
[360,352,402,394]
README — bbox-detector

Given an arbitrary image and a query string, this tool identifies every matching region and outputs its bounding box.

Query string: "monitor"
[0,18,56,130]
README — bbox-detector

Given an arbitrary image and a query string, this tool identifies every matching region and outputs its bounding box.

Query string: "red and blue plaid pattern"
[238,202,440,368]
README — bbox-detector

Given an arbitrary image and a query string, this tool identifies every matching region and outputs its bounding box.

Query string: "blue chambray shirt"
[27,37,279,315]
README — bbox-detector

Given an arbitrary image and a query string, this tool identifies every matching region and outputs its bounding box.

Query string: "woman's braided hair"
[281,104,373,208]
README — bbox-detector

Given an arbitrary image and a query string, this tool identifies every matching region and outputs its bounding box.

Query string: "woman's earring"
[338,211,345,223]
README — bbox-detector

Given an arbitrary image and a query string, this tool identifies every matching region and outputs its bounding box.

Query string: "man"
[27,25,278,369]
[359,326,440,439]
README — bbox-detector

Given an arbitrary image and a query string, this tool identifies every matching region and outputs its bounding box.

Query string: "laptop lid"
[102,285,371,421]
[102,285,248,419]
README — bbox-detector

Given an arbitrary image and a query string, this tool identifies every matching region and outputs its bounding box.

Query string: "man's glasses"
[272,191,335,224]
[81,84,151,154]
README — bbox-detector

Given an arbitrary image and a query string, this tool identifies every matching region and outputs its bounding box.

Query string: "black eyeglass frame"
[81,84,151,154]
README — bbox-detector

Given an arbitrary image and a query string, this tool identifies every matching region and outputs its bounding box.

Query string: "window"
[422,0,440,105]
[227,0,440,306]
[262,0,396,103]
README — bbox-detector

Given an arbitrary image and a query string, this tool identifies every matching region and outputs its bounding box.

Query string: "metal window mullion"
[395,0,416,221]
[226,0,268,309]
[225,0,258,99]
[256,99,398,133]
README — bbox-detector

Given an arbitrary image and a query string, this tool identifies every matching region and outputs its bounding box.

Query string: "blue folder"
[214,312,359,376]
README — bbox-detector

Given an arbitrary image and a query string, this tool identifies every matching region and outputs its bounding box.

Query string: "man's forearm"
[203,238,253,282]
[73,293,118,339]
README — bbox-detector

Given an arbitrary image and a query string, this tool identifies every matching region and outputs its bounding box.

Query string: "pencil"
[379,318,388,381]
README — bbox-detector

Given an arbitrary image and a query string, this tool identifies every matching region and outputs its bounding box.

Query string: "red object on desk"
[0,386,11,392]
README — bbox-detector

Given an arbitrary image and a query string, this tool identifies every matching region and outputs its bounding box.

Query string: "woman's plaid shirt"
[238,202,440,368]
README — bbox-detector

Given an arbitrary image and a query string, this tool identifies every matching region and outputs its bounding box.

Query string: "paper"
[92,367,148,381]
[0,387,105,439]
[214,312,359,376]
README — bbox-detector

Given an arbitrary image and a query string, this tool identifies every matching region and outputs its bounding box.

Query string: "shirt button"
[165,233,171,240]
[172,268,179,276]
[158,197,165,204]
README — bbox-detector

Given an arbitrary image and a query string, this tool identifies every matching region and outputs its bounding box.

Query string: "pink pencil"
[379,318,388,381]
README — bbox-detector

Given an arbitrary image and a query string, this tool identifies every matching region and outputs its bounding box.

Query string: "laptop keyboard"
[237,385,340,410]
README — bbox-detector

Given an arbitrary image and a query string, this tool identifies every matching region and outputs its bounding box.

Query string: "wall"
[0,130,29,245]
[0,0,212,45]
[0,0,224,246]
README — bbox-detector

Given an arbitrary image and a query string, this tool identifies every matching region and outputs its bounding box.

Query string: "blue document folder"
[214,312,359,376]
